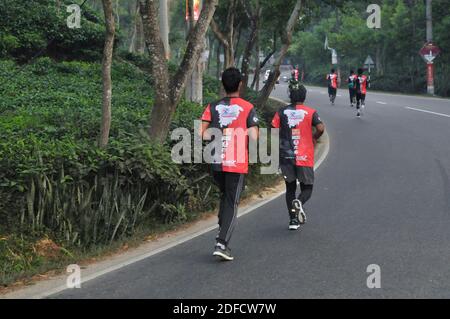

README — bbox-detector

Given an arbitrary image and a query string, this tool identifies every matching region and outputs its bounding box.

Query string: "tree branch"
[210,19,229,47]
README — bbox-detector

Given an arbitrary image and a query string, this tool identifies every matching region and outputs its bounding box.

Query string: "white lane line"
[405,107,450,118]
[376,101,387,105]
[337,94,342,97]
[320,92,326,95]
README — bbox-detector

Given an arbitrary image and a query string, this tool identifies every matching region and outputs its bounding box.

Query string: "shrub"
[0,0,106,62]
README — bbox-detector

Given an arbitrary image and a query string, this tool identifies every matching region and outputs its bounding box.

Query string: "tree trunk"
[136,6,145,54]
[240,0,261,96]
[256,0,303,110]
[159,0,170,59]
[210,0,238,68]
[128,1,139,53]
[115,0,120,29]
[216,41,222,80]
[185,0,205,104]
[99,0,115,148]
[140,0,218,142]
[252,33,261,91]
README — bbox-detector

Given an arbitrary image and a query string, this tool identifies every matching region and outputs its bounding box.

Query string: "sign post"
[364,55,375,88]
[419,42,440,95]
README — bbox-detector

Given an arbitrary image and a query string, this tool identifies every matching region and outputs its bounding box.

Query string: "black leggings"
[213,171,245,246]
[285,181,313,212]
[349,89,356,104]
[356,93,366,109]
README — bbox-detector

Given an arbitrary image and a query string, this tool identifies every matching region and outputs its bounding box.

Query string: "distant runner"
[291,65,300,82]
[326,69,338,105]
[355,68,369,117]
[200,68,259,261]
[348,70,357,107]
[271,82,325,230]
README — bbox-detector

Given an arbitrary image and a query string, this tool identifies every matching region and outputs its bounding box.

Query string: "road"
[53,79,450,299]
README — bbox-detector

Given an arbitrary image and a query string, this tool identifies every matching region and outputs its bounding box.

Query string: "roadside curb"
[1,100,330,299]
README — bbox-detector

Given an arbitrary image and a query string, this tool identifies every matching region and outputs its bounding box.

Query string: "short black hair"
[331,68,335,73]
[222,68,242,94]
[350,70,355,74]
[290,84,307,104]
[357,68,364,75]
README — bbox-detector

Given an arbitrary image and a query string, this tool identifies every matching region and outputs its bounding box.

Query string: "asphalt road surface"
[53,78,450,299]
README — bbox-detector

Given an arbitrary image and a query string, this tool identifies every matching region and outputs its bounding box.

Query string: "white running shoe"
[292,199,306,225]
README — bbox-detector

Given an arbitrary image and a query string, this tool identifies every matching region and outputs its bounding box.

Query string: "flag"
[193,0,201,21]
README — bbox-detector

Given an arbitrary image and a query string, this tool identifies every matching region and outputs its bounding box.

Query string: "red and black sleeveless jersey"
[201,97,259,174]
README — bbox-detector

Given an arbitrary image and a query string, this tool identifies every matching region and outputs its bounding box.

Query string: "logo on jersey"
[283,109,309,128]
[216,104,244,127]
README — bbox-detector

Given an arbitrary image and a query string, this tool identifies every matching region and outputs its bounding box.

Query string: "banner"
[186,0,201,21]
[193,0,201,21]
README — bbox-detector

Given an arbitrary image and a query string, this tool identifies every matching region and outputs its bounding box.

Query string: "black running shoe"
[213,244,234,261]
[289,212,300,230]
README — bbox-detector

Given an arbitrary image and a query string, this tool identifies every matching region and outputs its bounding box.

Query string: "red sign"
[186,0,201,21]
[420,42,441,63]
[193,0,201,21]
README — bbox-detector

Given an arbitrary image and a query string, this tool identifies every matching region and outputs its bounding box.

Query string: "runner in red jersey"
[355,68,369,117]
[271,83,325,230]
[200,68,259,261]
[348,70,357,107]
[326,69,338,105]
[291,65,300,81]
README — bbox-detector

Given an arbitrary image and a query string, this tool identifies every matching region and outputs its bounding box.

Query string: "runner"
[271,82,325,230]
[199,67,259,261]
[348,70,357,107]
[326,69,338,105]
[291,65,300,82]
[355,68,369,117]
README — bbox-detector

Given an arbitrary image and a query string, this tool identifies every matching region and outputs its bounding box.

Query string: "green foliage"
[289,0,450,96]
[0,0,106,62]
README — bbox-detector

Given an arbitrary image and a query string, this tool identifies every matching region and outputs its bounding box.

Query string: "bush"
[0,59,221,247]
[0,0,106,62]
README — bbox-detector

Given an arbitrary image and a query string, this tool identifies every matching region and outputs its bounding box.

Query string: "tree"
[159,0,170,59]
[256,0,303,110]
[185,0,205,104]
[139,0,218,142]
[99,0,115,148]
[240,0,261,95]
[210,0,239,68]
[128,1,145,54]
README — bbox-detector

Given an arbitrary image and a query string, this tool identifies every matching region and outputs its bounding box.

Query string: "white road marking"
[376,101,387,105]
[405,107,450,118]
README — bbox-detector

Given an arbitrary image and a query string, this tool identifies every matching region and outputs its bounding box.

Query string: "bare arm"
[199,121,211,140]
[313,123,325,143]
